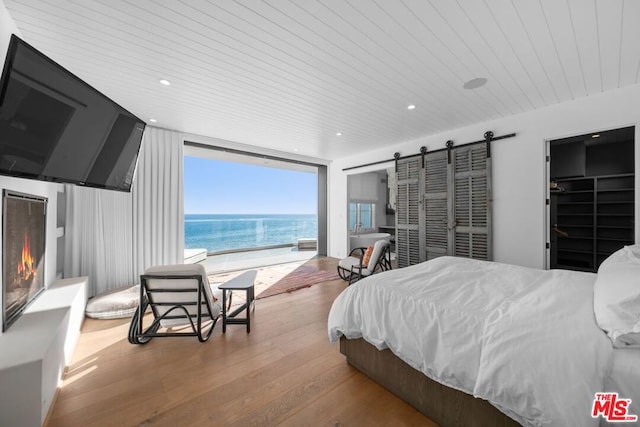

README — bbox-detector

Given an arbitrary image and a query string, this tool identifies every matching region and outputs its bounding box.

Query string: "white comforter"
[328,256,613,427]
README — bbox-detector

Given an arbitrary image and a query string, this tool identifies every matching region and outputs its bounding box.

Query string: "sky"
[184,156,317,215]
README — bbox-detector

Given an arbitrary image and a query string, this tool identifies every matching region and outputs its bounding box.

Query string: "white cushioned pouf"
[85,285,140,319]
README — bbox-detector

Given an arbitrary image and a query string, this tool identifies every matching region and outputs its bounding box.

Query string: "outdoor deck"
[201,246,318,273]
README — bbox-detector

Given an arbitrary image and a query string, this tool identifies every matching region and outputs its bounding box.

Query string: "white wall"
[329,84,640,269]
[0,5,81,425]
[0,5,63,333]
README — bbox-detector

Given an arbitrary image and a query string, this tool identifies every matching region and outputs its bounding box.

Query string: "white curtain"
[64,127,184,297]
[132,127,184,275]
[64,185,135,297]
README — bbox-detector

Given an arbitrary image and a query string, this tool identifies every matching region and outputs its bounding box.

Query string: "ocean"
[184,214,318,253]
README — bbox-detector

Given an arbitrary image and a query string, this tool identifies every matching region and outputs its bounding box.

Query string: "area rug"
[207,259,339,306]
[208,261,304,302]
[256,264,340,299]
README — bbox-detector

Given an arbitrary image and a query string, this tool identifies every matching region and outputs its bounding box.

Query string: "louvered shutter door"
[395,158,422,267]
[448,143,492,260]
[424,151,448,260]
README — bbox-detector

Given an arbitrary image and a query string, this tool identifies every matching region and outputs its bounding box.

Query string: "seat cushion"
[338,256,374,277]
[338,256,361,270]
[85,285,140,319]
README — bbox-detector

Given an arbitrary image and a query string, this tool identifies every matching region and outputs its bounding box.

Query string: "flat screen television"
[0,34,145,192]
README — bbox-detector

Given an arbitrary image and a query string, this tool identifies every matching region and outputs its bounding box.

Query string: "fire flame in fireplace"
[17,233,37,281]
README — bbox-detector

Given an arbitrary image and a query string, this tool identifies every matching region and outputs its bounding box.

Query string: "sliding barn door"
[424,151,449,260]
[394,143,493,268]
[448,143,492,260]
[395,157,423,268]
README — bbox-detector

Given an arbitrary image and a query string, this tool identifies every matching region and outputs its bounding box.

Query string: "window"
[349,202,375,231]
[183,152,319,254]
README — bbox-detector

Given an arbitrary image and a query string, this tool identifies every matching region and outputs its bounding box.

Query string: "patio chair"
[337,239,392,285]
[128,263,224,344]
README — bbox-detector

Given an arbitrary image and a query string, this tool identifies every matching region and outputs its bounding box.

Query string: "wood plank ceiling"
[4,0,640,160]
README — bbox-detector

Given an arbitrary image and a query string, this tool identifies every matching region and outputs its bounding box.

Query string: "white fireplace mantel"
[0,276,87,427]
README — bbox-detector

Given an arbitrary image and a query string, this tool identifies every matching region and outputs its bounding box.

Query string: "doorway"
[346,167,396,253]
[547,126,635,272]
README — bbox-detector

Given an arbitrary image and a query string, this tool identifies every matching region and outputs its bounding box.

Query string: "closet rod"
[342,132,516,172]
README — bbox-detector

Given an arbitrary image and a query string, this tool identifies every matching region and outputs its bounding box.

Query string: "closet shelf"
[596,201,633,204]
[557,202,593,205]
[597,188,634,193]
[596,237,634,243]
[557,249,594,255]
[551,167,634,273]
[553,190,593,194]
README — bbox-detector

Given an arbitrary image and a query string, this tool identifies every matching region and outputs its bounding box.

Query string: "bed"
[328,246,640,426]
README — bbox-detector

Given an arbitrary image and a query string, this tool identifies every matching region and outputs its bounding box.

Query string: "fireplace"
[2,190,47,331]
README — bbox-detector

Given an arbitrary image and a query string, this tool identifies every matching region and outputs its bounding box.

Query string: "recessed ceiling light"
[149,118,157,123]
[463,77,487,90]
[159,79,171,86]
[293,148,299,152]
[336,132,342,136]
[592,134,600,138]
[407,104,416,110]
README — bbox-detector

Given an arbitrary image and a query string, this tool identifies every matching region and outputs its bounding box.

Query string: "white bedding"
[328,256,614,427]
[604,348,640,424]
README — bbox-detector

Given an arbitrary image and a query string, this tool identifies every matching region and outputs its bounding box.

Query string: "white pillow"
[593,244,640,347]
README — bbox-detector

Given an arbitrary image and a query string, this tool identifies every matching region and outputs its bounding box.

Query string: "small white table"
[218,270,257,333]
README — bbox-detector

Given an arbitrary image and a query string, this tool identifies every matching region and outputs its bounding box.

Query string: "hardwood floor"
[46,257,436,427]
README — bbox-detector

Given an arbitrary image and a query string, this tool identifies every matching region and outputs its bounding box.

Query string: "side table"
[218,270,257,333]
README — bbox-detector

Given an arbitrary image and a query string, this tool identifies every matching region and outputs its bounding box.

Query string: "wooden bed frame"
[340,337,521,427]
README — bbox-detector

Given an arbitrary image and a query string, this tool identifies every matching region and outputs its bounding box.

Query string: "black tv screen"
[0,34,145,192]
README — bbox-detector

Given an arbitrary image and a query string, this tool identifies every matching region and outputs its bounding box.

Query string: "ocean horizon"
[184,213,318,253]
